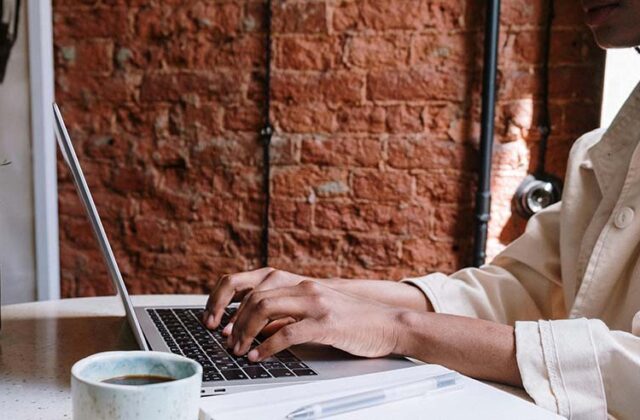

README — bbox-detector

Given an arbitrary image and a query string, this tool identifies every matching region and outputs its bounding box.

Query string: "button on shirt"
[403,81,640,420]
[614,207,634,229]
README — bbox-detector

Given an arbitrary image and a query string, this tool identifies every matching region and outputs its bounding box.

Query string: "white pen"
[285,371,462,420]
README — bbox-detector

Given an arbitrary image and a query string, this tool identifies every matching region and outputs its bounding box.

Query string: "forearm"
[395,311,522,387]
[321,279,433,312]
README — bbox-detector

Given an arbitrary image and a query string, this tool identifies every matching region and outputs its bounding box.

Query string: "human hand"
[227,280,405,362]
[202,267,310,331]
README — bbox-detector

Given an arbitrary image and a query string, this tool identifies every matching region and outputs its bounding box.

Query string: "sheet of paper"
[199,364,561,420]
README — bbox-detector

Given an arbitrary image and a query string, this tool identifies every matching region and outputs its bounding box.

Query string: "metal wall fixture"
[260,0,274,267]
[513,0,562,219]
[472,0,502,268]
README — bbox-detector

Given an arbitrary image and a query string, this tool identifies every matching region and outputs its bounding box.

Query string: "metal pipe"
[472,0,501,267]
[260,0,274,267]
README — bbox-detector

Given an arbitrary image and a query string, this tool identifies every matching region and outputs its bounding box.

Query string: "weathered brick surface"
[53,0,604,297]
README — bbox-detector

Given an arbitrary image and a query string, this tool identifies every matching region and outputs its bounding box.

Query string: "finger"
[260,317,296,337]
[248,319,321,362]
[253,269,302,293]
[228,279,306,343]
[205,268,275,329]
[232,294,313,355]
[224,317,293,339]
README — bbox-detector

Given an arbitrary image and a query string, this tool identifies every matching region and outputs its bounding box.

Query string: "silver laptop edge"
[53,103,148,351]
[53,102,415,395]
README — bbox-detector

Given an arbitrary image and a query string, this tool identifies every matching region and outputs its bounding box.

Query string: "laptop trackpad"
[290,344,415,380]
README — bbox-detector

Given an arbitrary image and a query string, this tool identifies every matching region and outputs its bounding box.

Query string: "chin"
[591,27,640,49]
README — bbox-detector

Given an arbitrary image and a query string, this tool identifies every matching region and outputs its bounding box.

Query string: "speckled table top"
[0,295,207,420]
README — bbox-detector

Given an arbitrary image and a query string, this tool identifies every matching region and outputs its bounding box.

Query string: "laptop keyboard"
[147,308,318,382]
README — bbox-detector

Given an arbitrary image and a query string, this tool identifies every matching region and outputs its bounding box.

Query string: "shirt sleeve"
[403,200,564,325]
[516,317,640,419]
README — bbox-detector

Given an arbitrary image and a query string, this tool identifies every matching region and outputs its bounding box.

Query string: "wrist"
[391,309,433,358]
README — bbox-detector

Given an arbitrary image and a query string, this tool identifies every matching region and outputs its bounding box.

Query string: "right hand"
[202,267,311,332]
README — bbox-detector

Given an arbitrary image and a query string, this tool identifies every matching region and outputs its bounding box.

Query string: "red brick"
[401,238,460,272]
[415,170,476,205]
[351,170,413,201]
[300,136,382,167]
[386,105,424,133]
[387,138,475,170]
[281,231,344,261]
[367,67,466,101]
[190,2,243,34]
[272,103,335,133]
[271,71,365,104]
[224,105,263,132]
[129,217,184,252]
[345,234,401,269]
[272,1,327,34]
[272,166,349,198]
[333,0,464,31]
[54,7,129,40]
[411,33,468,67]
[140,72,243,103]
[270,199,312,229]
[345,34,410,68]
[56,40,114,74]
[336,106,386,133]
[275,37,341,70]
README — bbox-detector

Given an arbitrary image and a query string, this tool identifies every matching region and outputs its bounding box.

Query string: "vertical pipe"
[260,0,273,267]
[472,0,501,267]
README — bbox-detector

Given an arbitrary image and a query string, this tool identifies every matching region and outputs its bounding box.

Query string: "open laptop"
[53,103,415,396]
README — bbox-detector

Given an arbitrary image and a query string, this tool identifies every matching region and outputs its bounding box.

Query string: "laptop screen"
[53,102,148,350]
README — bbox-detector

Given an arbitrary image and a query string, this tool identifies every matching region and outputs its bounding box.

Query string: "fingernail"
[207,314,215,327]
[248,349,259,362]
[222,323,233,336]
[233,342,240,355]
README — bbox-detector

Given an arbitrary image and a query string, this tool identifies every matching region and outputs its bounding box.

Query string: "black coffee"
[102,375,175,386]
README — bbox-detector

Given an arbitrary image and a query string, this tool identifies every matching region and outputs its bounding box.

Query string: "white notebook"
[199,364,561,420]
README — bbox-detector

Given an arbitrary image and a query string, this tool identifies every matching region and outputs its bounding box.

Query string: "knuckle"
[313,294,329,310]
[300,280,320,293]
[246,291,260,306]
[255,297,272,314]
[280,326,296,342]
[220,274,233,286]
[265,269,283,282]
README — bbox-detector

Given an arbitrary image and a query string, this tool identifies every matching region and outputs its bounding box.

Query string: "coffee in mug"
[71,351,202,420]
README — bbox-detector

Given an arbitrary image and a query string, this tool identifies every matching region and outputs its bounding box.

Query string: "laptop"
[53,103,415,396]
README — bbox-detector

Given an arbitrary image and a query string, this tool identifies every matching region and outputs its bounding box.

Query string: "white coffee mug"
[71,351,202,420]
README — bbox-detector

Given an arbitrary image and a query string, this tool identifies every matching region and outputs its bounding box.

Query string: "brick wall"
[53,0,604,297]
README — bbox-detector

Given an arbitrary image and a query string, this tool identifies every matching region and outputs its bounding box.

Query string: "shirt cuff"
[401,273,450,314]
[515,319,607,419]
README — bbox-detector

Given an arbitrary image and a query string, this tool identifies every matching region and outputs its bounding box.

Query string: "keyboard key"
[243,366,270,379]
[284,362,308,370]
[221,369,248,380]
[151,306,322,382]
[269,369,294,378]
[292,369,317,376]
[262,361,284,370]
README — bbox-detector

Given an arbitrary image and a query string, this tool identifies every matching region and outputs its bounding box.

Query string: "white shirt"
[405,82,640,419]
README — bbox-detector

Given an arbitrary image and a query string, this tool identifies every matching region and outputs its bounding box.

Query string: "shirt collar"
[588,81,640,192]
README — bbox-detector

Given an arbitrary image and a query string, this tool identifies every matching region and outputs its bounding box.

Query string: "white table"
[0,295,536,419]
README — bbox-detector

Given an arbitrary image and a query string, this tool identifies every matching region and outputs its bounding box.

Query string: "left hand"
[227,280,406,362]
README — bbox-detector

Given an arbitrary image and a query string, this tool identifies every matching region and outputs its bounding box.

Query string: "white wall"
[0,0,37,304]
[601,48,640,127]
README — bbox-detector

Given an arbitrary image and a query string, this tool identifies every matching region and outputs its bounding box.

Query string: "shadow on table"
[0,315,137,388]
